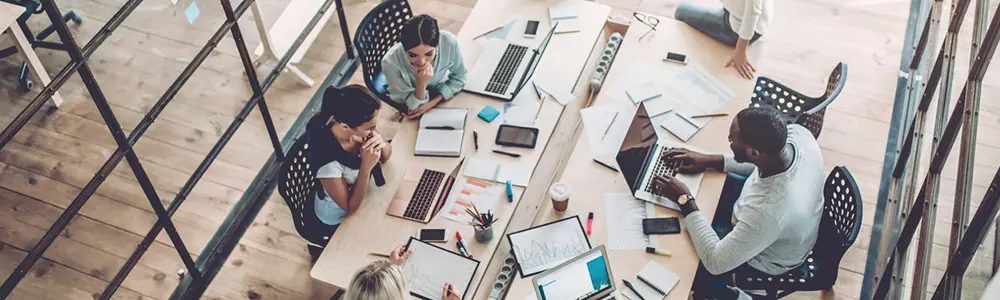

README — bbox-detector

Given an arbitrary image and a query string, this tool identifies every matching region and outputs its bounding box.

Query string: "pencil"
[368,252,390,258]
[471,203,483,223]
[601,112,619,140]
[533,96,545,121]
[690,113,729,118]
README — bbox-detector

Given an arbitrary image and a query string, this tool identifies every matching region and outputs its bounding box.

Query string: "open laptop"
[387,158,463,223]
[463,23,558,100]
[616,103,703,210]
[533,245,617,300]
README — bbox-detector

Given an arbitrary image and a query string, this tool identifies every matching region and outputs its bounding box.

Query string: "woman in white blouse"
[675,0,772,79]
[305,85,392,258]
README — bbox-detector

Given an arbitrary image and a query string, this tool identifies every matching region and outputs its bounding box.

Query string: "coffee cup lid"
[550,183,570,201]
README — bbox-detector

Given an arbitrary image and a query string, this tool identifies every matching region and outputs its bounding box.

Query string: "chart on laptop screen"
[536,251,611,300]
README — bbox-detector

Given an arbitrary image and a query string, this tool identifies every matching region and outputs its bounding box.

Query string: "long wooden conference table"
[311,0,765,299]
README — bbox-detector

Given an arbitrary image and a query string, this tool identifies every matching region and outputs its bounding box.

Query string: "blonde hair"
[344,261,408,300]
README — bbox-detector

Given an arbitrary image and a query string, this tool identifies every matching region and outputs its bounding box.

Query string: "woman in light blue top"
[381,14,468,119]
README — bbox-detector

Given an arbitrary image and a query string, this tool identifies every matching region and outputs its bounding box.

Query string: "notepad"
[503,102,540,126]
[549,0,581,33]
[634,261,680,298]
[462,157,532,187]
[402,237,480,300]
[660,110,708,142]
[626,81,662,103]
[415,108,468,157]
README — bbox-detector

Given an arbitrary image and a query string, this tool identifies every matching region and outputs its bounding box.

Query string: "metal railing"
[863,0,1000,298]
[0,0,357,298]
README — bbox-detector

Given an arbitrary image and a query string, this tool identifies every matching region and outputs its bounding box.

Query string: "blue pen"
[505,180,514,202]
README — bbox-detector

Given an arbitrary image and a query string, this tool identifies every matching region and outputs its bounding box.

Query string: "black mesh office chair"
[0,0,81,92]
[276,134,338,261]
[749,63,848,138]
[353,0,413,113]
[732,166,863,299]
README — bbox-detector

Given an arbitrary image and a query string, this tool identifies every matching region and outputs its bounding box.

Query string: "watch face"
[678,194,689,205]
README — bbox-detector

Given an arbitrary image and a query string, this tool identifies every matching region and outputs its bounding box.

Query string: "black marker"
[593,159,619,172]
[473,130,480,152]
[426,126,456,130]
[493,149,521,158]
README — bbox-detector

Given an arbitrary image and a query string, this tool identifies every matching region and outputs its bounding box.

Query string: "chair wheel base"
[20,79,33,93]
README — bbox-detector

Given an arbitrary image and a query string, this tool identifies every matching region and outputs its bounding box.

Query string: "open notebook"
[415,108,468,157]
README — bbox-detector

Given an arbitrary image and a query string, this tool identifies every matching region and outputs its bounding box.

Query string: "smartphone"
[524,20,540,38]
[496,124,539,148]
[642,217,681,235]
[416,229,450,243]
[664,52,688,64]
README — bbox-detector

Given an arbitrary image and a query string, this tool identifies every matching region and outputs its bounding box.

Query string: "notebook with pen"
[415,108,468,157]
[621,261,680,300]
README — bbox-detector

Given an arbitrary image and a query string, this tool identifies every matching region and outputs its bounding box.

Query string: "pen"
[645,247,672,257]
[690,112,729,118]
[533,96,545,121]
[473,130,480,152]
[368,252,390,258]
[601,112,618,140]
[455,232,472,258]
[593,158,619,172]
[506,180,514,202]
[426,126,456,130]
[493,149,521,158]
[587,212,594,235]
[622,279,646,300]
[533,82,544,99]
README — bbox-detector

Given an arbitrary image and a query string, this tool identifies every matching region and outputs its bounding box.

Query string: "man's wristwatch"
[678,194,693,206]
[678,194,697,215]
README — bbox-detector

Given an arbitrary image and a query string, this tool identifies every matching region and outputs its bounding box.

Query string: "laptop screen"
[513,23,559,95]
[535,248,613,300]
[616,102,658,191]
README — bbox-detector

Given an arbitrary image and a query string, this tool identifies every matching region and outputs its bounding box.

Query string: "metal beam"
[931,166,1000,299]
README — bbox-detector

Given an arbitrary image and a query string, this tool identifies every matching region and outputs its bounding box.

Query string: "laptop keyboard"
[644,149,682,196]
[485,44,529,95]
[403,170,446,220]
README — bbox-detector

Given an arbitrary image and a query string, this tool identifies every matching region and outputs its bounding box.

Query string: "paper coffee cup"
[549,183,570,212]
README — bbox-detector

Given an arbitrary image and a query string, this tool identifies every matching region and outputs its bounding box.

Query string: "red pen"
[587,212,594,235]
[455,232,473,259]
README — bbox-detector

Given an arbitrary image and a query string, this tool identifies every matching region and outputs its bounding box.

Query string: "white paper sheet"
[441,177,505,224]
[503,102,541,126]
[509,217,590,276]
[626,81,662,103]
[462,156,532,187]
[533,76,575,105]
[402,239,479,300]
[604,193,658,250]
[581,105,632,155]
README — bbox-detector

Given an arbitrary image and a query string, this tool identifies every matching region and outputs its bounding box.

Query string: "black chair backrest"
[815,166,863,263]
[277,134,333,246]
[354,0,413,112]
[749,63,848,138]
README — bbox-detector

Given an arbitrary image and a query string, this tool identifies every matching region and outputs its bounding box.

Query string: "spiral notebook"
[621,261,680,300]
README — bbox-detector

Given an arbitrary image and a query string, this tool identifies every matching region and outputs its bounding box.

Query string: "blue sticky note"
[184,1,200,24]
[478,105,500,123]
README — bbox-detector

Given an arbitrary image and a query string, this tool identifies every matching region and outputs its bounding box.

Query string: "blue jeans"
[690,173,771,299]
[674,3,762,47]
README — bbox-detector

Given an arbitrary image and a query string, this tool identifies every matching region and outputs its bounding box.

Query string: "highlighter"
[646,247,672,257]
[505,180,514,202]
[586,212,594,235]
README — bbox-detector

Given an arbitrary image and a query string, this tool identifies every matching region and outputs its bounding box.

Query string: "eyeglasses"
[633,12,660,40]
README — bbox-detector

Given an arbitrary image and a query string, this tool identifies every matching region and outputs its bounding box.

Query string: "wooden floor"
[0,0,996,299]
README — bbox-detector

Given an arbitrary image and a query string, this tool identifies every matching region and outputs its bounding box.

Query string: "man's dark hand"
[653,175,691,201]
[664,148,719,174]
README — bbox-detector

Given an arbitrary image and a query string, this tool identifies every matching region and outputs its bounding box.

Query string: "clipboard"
[402,237,481,300]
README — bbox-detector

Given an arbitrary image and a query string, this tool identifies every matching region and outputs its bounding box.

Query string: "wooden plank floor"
[0,0,995,299]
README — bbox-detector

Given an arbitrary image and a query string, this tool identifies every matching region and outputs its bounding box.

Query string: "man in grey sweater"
[653,108,824,298]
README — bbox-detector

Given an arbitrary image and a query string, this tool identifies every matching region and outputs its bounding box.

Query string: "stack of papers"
[658,64,736,141]
[604,193,658,250]
[462,157,532,187]
[625,81,673,117]
[549,0,580,33]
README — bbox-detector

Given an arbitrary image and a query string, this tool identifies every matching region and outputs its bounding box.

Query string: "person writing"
[305,85,392,259]
[653,108,824,299]
[382,14,468,119]
[674,0,772,79]
[344,246,462,300]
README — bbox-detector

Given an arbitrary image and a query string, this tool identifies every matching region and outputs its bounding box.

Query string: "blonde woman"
[344,246,462,300]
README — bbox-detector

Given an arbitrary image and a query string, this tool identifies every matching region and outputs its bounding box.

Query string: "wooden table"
[310,0,611,296]
[1,1,64,107]
[501,14,766,300]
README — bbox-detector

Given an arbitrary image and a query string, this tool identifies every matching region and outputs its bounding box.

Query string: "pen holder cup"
[474,226,494,243]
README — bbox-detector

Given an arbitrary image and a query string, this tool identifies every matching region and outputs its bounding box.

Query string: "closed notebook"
[415,108,468,157]
[630,261,679,299]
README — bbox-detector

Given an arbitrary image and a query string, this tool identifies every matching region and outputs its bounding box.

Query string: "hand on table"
[388,245,412,265]
[726,47,755,80]
[441,283,462,300]
[404,97,442,120]
[653,174,692,202]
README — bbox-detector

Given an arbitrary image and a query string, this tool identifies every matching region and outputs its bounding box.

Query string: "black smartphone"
[524,20,540,38]
[642,217,681,235]
[496,124,539,148]
[664,52,689,64]
[416,228,449,243]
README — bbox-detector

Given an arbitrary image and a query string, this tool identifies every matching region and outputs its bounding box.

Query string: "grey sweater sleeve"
[722,154,756,176]
[683,197,781,275]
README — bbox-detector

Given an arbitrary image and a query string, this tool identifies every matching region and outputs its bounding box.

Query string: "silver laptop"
[463,23,558,101]
[616,102,703,210]
[533,245,618,300]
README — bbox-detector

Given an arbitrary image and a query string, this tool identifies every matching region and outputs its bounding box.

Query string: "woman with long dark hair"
[381,14,467,119]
